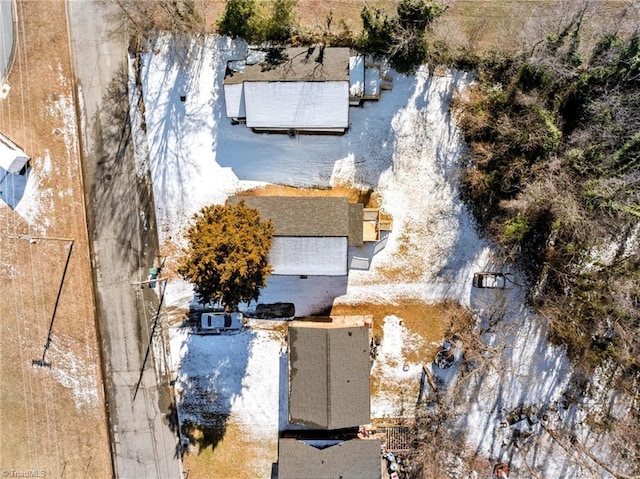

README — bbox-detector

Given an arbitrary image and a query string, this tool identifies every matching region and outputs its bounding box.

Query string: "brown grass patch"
[376,231,425,283]
[331,299,461,359]
[197,0,632,53]
[159,236,183,279]
[196,0,394,39]
[183,420,276,479]
[337,300,467,411]
[370,371,420,413]
[267,321,289,342]
[0,1,111,477]
[432,0,638,53]
[239,184,375,206]
[191,0,636,57]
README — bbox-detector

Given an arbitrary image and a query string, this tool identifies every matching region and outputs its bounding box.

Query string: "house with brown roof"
[287,323,371,429]
[224,46,350,133]
[227,195,365,276]
[277,438,382,479]
[223,46,387,134]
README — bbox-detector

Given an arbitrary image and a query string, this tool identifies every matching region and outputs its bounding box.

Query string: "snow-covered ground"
[138,36,630,477]
[170,325,287,436]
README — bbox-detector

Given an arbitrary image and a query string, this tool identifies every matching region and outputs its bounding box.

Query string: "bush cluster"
[357,0,444,72]
[217,0,297,44]
[217,0,444,72]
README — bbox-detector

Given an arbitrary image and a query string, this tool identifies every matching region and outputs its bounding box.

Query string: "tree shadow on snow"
[411,69,491,301]
[143,37,221,214]
[214,71,426,189]
[173,323,255,454]
[447,301,587,475]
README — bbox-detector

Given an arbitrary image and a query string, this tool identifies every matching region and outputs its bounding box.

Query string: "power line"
[32,240,74,369]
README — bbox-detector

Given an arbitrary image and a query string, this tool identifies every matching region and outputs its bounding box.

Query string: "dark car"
[472,272,511,289]
[252,302,295,320]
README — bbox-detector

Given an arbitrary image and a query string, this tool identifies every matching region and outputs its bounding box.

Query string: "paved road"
[0,0,14,83]
[66,2,182,478]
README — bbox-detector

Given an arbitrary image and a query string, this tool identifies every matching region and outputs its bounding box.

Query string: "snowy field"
[138,36,628,477]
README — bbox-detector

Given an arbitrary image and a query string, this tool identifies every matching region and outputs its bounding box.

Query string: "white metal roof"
[269,236,348,276]
[223,83,245,119]
[0,0,13,84]
[244,81,349,130]
[349,55,365,98]
[364,67,381,97]
[0,134,29,173]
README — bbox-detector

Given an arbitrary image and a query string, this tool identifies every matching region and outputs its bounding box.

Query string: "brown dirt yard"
[0,2,111,477]
[199,0,636,52]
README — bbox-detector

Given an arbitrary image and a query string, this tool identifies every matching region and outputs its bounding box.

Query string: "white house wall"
[244,81,349,130]
[270,236,348,276]
[223,83,246,119]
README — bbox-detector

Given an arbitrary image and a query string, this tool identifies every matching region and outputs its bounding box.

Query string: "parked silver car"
[200,312,243,334]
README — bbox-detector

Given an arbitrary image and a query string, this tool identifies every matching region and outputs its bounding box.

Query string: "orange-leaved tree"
[178,201,274,310]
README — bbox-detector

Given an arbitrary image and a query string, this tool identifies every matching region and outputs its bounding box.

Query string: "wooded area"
[457,16,640,383]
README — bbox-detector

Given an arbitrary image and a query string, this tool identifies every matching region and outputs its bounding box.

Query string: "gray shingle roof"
[228,196,363,246]
[224,47,350,85]
[288,325,371,429]
[278,439,381,479]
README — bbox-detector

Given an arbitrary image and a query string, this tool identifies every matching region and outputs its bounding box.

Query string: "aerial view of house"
[223,46,388,134]
[287,323,371,429]
[224,46,351,133]
[2,1,639,479]
[228,195,371,276]
[277,438,382,479]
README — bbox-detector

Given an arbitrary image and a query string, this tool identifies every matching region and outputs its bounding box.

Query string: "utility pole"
[22,238,75,368]
[9,234,75,368]
[131,276,168,400]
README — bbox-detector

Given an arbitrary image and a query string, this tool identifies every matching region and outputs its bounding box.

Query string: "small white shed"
[0,133,29,174]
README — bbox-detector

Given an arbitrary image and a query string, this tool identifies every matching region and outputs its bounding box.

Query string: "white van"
[200,312,243,334]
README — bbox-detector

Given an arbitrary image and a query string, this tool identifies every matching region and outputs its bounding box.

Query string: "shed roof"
[278,439,381,479]
[224,47,350,85]
[0,133,29,173]
[349,55,365,98]
[227,196,363,246]
[288,325,371,429]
